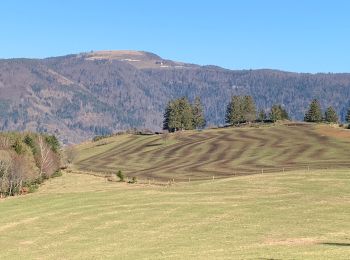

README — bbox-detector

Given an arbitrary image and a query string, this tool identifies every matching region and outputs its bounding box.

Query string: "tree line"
[303,99,349,124]
[163,96,350,131]
[0,133,61,197]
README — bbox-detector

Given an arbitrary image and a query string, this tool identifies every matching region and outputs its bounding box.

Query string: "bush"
[12,138,24,154]
[51,170,62,178]
[45,135,60,153]
[116,170,125,182]
[129,176,137,184]
[26,183,39,193]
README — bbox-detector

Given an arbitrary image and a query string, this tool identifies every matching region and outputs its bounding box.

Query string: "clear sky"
[1,0,349,73]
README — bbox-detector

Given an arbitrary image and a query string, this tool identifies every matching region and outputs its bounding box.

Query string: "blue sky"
[1,0,349,72]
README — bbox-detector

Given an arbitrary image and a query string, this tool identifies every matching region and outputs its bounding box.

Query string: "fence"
[67,162,350,187]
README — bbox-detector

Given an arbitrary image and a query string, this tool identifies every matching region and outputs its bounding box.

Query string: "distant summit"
[0,50,349,143]
[82,50,197,69]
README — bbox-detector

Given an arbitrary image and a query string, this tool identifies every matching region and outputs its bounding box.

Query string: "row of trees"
[164,96,350,130]
[163,97,206,132]
[0,133,61,197]
[225,96,289,124]
[304,99,346,124]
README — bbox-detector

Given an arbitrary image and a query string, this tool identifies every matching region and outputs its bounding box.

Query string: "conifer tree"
[178,97,194,130]
[269,105,282,122]
[324,106,338,123]
[257,109,267,122]
[279,106,289,120]
[163,100,181,131]
[225,96,242,125]
[304,99,322,122]
[192,97,206,129]
[163,102,171,131]
[163,97,194,132]
[242,96,256,122]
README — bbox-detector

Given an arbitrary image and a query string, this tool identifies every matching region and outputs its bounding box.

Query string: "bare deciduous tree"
[0,135,11,149]
[36,136,57,178]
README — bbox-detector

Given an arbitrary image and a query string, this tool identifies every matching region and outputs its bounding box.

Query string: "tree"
[225,96,242,125]
[257,109,267,122]
[36,136,58,178]
[241,96,256,122]
[163,97,194,132]
[45,135,60,153]
[163,101,172,131]
[324,106,338,123]
[280,106,289,120]
[178,97,194,130]
[12,138,24,155]
[192,97,206,129]
[304,99,322,122]
[116,170,124,182]
[269,105,282,122]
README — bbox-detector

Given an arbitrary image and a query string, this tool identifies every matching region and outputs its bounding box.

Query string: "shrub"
[51,170,62,178]
[12,138,24,154]
[129,176,137,184]
[24,134,38,155]
[116,170,125,182]
[45,135,60,153]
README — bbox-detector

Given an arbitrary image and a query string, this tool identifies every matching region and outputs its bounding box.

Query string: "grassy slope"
[74,123,350,181]
[0,169,349,259]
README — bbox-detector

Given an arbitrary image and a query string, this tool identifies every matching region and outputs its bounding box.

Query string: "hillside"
[73,124,350,181]
[1,51,350,143]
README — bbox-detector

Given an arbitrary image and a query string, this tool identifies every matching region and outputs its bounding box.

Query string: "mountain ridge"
[0,50,349,143]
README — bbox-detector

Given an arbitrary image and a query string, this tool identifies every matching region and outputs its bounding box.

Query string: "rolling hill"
[73,123,350,181]
[1,50,350,143]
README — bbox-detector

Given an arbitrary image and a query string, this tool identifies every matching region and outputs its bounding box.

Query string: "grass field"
[74,123,350,181]
[0,169,349,259]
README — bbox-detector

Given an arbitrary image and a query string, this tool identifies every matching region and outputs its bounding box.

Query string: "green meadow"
[0,169,349,259]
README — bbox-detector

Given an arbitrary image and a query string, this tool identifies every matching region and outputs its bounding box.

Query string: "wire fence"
[68,162,350,186]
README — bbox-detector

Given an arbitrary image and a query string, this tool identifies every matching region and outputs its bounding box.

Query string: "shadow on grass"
[320,242,350,247]
[145,143,163,147]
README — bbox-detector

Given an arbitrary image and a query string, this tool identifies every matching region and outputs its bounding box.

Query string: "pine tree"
[163,97,194,132]
[163,100,181,132]
[162,102,171,131]
[257,109,267,122]
[279,106,289,120]
[225,96,242,125]
[304,99,322,122]
[324,106,338,123]
[178,97,194,130]
[192,97,206,129]
[269,105,282,122]
[241,96,256,122]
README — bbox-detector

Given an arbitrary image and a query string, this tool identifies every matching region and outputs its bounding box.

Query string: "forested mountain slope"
[0,50,349,143]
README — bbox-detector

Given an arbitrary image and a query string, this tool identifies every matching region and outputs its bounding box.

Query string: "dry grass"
[0,169,349,259]
[73,124,350,181]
